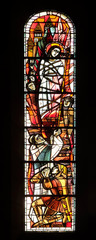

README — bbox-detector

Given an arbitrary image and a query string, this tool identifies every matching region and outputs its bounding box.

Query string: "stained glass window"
[24,11,76,232]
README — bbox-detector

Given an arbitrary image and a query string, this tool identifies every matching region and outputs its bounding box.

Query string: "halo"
[45,42,65,55]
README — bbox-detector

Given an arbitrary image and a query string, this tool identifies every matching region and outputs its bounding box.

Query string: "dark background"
[1,1,96,240]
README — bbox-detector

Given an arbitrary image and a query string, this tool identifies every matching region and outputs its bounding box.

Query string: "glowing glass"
[24,11,76,232]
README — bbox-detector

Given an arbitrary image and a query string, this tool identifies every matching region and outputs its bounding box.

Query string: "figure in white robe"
[38,47,65,121]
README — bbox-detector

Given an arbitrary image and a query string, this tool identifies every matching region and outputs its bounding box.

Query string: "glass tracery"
[24,11,76,232]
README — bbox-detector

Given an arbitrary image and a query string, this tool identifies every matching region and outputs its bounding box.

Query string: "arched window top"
[24,11,76,57]
[24,11,76,232]
[24,11,75,30]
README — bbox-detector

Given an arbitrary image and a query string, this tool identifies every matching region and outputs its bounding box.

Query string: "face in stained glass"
[24,11,76,232]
